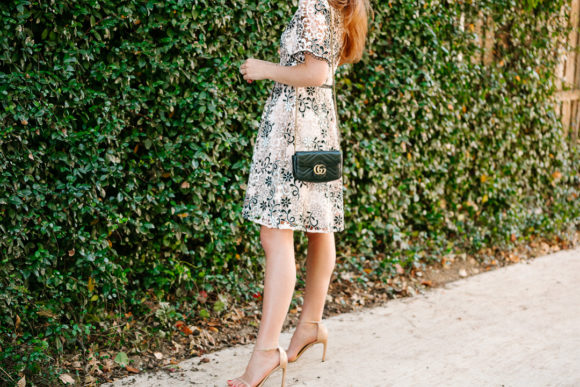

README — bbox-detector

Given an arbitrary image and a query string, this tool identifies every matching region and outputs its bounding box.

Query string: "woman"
[232,0,370,386]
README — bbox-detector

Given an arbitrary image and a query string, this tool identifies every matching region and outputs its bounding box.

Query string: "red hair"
[329,0,372,65]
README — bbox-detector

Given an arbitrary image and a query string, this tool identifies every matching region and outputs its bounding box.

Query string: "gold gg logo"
[313,164,326,175]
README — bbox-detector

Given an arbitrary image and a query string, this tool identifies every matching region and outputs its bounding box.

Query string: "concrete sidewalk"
[107,247,580,387]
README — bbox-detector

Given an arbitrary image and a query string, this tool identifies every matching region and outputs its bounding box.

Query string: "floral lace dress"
[241,0,345,233]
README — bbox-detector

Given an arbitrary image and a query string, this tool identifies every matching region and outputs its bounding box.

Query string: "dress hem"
[242,214,344,233]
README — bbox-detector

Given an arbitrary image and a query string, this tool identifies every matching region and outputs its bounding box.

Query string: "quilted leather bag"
[291,7,343,183]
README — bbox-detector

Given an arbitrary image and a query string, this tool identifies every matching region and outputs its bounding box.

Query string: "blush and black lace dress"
[241,0,345,233]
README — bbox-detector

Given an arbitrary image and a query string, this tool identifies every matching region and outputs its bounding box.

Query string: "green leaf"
[114,352,129,368]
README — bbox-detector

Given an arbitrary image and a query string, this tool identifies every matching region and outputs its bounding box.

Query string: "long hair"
[329,0,372,65]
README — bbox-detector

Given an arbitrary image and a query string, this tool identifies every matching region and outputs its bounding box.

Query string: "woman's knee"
[260,225,293,252]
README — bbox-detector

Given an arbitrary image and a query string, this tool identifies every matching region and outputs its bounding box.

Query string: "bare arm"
[239,53,329,87]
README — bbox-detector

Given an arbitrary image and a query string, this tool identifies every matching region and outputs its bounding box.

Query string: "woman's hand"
[239,52,328,88]
[239,58,272,83]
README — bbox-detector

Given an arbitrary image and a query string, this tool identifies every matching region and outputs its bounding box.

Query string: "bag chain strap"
[294,6,341,153]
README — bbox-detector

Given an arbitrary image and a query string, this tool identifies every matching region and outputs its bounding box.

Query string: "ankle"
[254,341,280,351]
[291,323,318,340]
[297,318,322,326]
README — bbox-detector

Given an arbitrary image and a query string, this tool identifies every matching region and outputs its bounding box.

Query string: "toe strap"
[232,377,251,387]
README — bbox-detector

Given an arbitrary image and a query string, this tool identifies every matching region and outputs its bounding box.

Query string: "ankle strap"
[301,320,322,324]
[254,345,280,352]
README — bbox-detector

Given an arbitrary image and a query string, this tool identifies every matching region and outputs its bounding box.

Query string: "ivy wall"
[0,0,578,382]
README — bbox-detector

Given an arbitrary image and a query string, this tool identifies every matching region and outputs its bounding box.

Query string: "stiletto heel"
[235,345,288,387]
[281,363,287,387]
[288,320,328,363]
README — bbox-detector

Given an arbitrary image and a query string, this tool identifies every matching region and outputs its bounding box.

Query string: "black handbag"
[291,7,342,183]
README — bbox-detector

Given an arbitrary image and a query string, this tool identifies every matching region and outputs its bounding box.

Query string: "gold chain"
[294,6,340,153]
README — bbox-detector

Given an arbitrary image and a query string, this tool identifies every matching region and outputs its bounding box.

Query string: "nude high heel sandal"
[288,320,328,363]
[234,345,288,387]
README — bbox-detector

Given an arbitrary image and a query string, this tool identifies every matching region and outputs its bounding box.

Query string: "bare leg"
[286,231,336,361]
[228,225,296,387]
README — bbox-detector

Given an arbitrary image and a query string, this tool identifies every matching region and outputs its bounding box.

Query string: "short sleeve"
[289,0,332,65]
